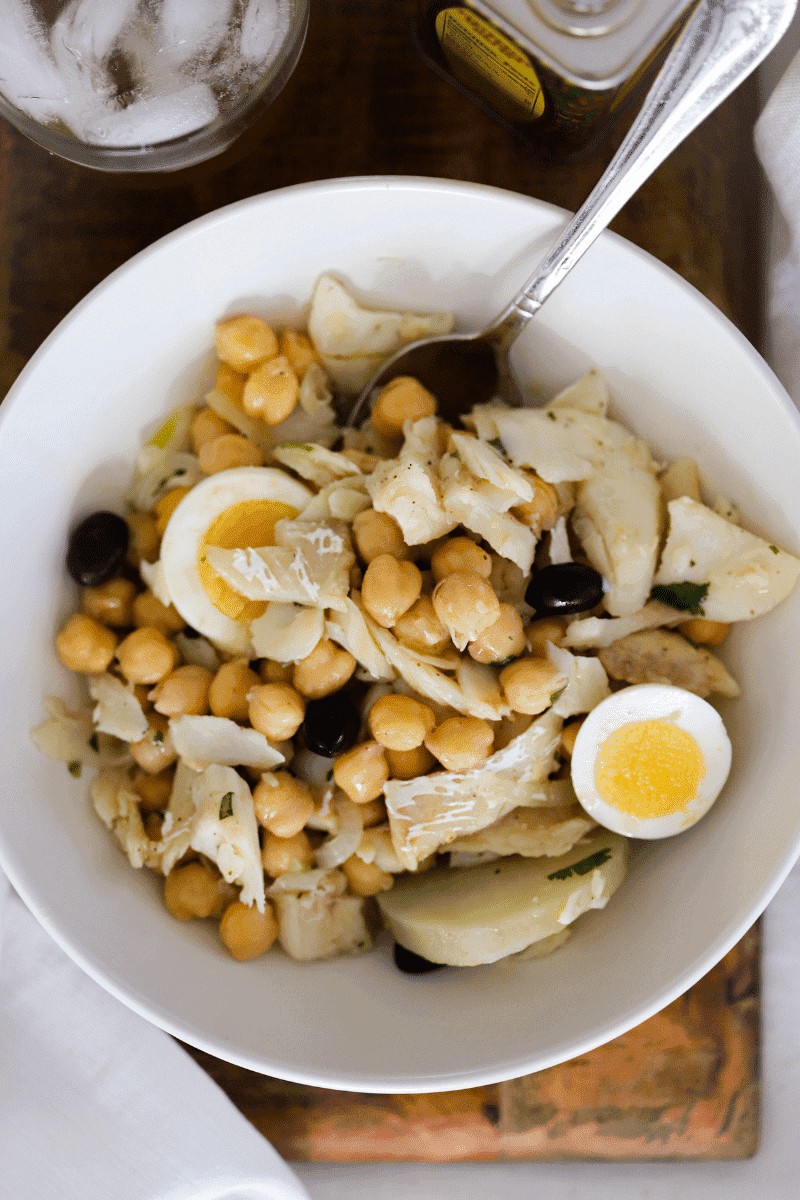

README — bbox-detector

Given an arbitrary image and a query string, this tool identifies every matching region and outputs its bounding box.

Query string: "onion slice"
[315,796,364,870]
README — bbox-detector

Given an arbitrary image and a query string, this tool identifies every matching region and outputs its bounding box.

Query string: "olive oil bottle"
[416,0,697,159]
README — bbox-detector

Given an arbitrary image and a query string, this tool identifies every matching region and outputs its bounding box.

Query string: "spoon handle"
[487,0,795,348]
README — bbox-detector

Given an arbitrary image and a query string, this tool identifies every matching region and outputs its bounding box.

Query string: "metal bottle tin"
[416,0,697,158]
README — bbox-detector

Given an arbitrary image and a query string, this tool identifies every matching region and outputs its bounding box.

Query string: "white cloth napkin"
[756,39,800,399]
[0,871,309,1200]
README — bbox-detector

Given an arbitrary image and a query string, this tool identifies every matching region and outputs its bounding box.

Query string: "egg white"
[160,467,311,653]
[570,684,732,839]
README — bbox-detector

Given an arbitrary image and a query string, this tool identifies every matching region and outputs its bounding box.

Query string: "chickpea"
[214,363,246,407]
[361,554,422,628]
[215,315,278,372]
[386,744,437,780]
[526,618,566,658]
[126,511,160,566]
[219,900,278,961]
[280,329,318,378]
[199,433,264,474]
[500,656,564,716]
[425,716,494,772]
[209,658,260,721]
[352,508,410,564]
[334,741,389,804]
[259,658,294,684]
[369,693,436,752]
[342,855,394,898]
[680,618,730,647]
[253,771,315,837]
[468,603,526,665]
[190,407,235,455]
[81,577,136,628]
[117,626,178,685]
[358,797,386,827]
[134,768,174,812]
[248,682,305,740]
[431,536,492,583]
[261,830,314,877]
[132,590,185,635]
[393,596,450,656]
[513,473,560,535]
[130,714,177,774]
[150,664,213,717]
[164,862,228,921]
[55,613,117,674]
[154,486,191,538]
[560,719,584,760]
[432,571,501,650]
[371,376,436,439]
[242,355,299,425]
[293,639,356,700]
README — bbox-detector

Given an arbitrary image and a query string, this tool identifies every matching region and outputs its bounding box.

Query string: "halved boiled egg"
[160,467,311,653]
[570,684,731,839]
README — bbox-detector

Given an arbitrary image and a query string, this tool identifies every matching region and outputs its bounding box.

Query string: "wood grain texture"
[0,0,762,1163]
[184,927,759,1161]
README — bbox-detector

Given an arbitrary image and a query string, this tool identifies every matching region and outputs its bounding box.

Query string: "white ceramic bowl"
[2,178,799,1094]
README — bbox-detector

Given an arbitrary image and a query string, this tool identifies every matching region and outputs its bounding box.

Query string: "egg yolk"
[594,719,705,819]
[198,499,298,621]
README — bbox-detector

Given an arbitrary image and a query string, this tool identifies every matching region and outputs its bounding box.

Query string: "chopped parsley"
[547,410,557,422]
[489,437,505,453]
[650,581,709,615]
[87,733,99,753]
[326,768,333,781]
[550,686,566,705]
[219,792,234,820]
[770,545,780,555]
[68,760,82,778]
[548,847,612,881]
[152,729,164,745]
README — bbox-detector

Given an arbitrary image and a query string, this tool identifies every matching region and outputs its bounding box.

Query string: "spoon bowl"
[351,0,796,426]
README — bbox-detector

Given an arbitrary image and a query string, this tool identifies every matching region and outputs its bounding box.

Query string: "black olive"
[302,693,360,758]
[393,943,446,974]
[525,562,604,616]
[66,511,130,587]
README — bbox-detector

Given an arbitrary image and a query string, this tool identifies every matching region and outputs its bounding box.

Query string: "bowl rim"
[2,175,799,1093]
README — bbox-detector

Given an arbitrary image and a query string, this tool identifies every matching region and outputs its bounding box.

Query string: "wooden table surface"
[0,0,763,1163]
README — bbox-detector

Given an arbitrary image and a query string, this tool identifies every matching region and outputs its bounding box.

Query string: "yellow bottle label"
[435,7,546,124]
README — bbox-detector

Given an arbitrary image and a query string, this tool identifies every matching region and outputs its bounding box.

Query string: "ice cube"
[49,0,140,138]
[51,0,141,65]
[158,0,236,67]
[0,0,67,123]
[240,0,291,66]
[82,81,219,147]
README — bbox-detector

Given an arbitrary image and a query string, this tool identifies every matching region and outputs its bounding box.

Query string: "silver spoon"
[349,0,795,425]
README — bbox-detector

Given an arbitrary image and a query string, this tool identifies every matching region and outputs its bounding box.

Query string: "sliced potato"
[377,830,628,966]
